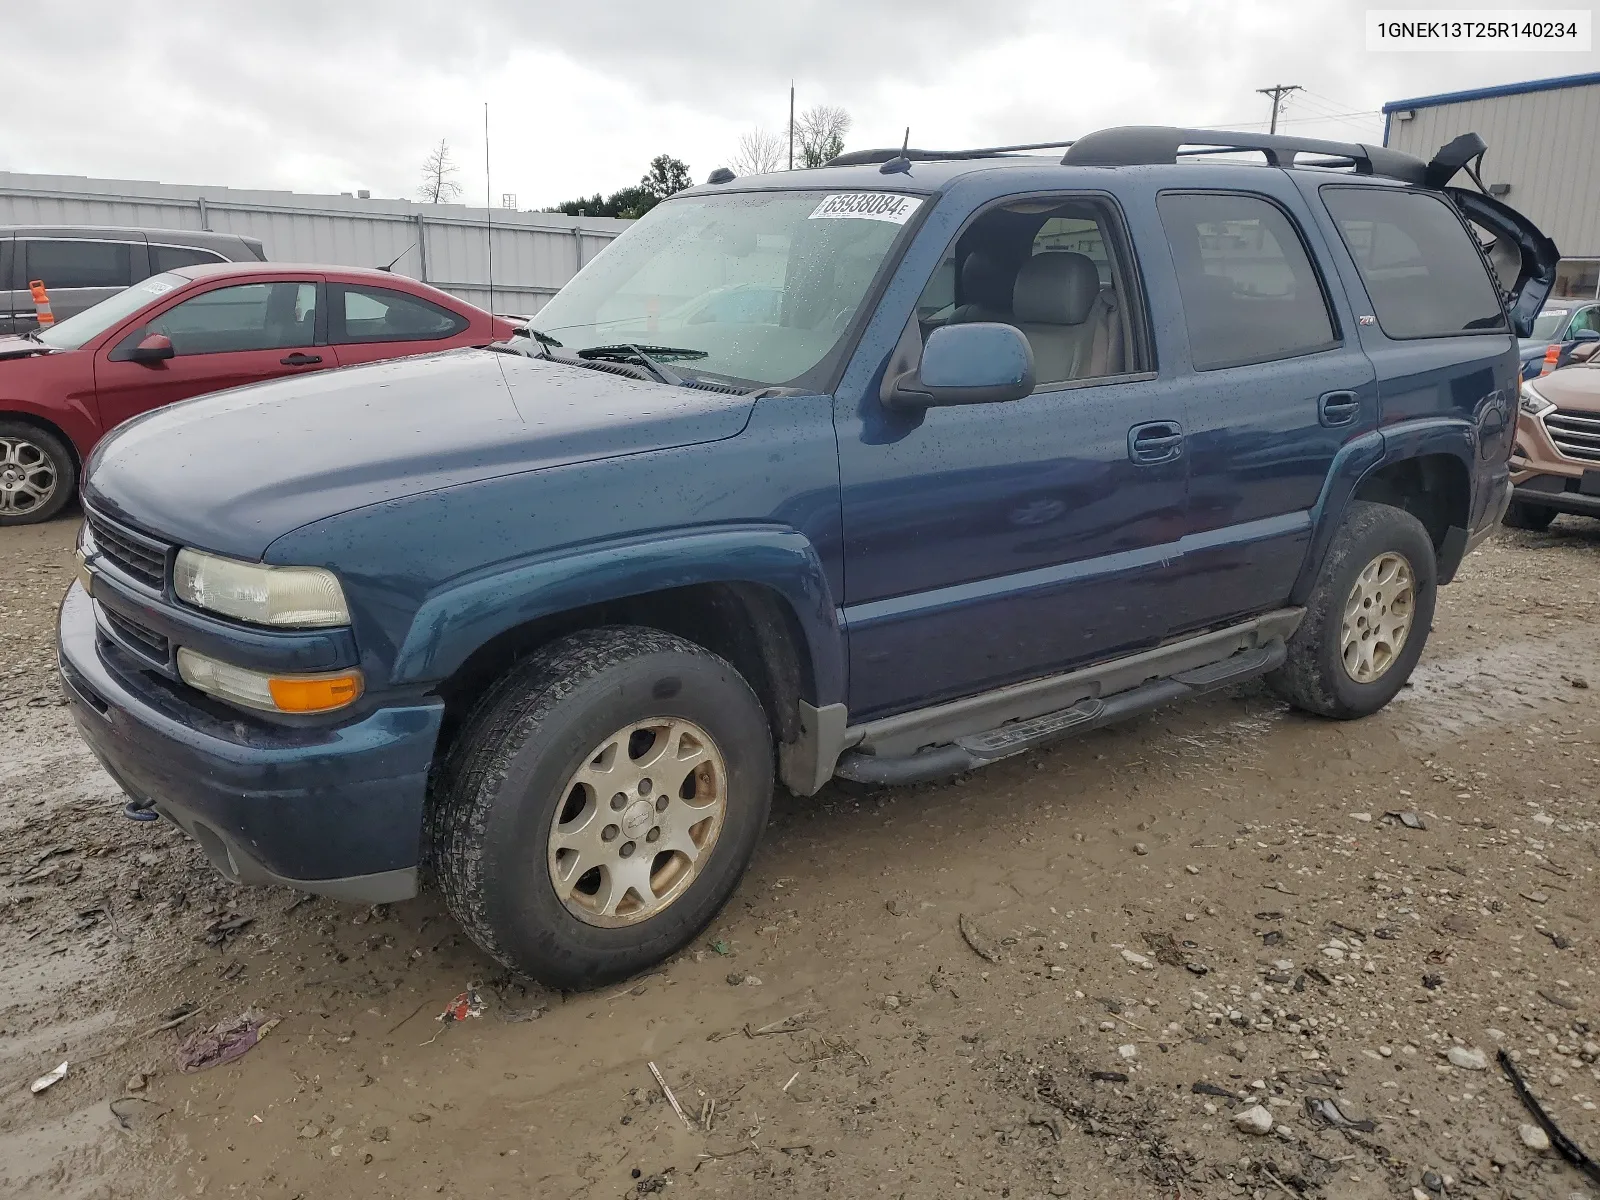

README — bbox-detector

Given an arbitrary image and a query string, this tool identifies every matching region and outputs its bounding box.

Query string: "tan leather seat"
[1011,252,1122,381]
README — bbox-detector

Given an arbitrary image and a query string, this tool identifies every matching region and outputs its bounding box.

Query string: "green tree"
[641,154,692,201]
[544,155,693,219]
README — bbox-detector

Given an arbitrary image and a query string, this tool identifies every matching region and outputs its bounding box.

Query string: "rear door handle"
[1128,420,1184,465]
[281,352,322,366]
[1318,390,1360,427]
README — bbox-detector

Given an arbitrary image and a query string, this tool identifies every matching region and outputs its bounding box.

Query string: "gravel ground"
[1,511,1598,1200]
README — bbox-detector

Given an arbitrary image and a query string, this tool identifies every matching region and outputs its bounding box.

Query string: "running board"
[834,640,1284,786]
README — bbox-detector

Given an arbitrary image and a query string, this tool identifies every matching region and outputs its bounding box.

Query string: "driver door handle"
[281,352,322,366]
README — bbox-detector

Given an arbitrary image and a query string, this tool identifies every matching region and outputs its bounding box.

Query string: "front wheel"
[1267,500,1437,720]
[0,421,76,526]
[1502,500,1556,532]
[428,627,772,990]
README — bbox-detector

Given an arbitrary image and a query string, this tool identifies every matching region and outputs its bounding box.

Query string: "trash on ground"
[647,1060,694,1131]
[1192,1081,1242,1101]
[437,987,485,1022]
[1304,1096,1377,1132]
[1499,1048,1600,1186]
[30,1061,68,1093]
[958,913,1001,963]
[176,1008,280,1073]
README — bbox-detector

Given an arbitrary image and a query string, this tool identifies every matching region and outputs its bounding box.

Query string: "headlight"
[174,549,350,628]
[177,648,363,714]
[1519,381,1555,418]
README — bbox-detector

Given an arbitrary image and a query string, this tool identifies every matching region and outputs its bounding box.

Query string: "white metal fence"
[0,171,630,316]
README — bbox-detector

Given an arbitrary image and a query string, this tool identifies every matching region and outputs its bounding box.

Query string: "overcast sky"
[3,1,1595,210]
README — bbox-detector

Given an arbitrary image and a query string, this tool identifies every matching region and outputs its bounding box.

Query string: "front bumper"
[58,583,442,903]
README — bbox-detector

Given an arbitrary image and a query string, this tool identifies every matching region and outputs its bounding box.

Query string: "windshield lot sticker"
[809,193,922,224]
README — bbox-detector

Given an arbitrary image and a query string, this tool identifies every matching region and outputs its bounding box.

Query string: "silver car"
[0,225,265,333]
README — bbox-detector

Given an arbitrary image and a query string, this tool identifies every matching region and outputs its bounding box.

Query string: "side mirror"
[1570,341,1600,363]
[1572,328,1600,343]
[129,333,174,365]
[887,323,1036,409]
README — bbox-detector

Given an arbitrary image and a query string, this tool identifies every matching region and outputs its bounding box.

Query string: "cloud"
[2,0,1594,209]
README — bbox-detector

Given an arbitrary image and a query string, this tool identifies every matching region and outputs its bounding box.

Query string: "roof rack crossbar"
[825,140,1075,167]
[1064,126,1427,184]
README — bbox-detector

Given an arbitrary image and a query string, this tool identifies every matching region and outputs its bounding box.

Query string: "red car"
[0,263,518,524]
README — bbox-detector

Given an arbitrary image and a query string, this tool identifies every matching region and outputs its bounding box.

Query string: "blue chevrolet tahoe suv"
[58,127,1556,988]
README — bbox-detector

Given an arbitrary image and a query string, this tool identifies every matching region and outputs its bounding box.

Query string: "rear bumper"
[57,582,441,903]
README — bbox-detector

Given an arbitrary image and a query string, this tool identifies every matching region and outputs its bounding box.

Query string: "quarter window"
[1321,186,1507,339]
[23,239,134,290]
[335,285,467,343]
[1157,193,1337,371]
[151,244,227,272]
[139,281,318,355]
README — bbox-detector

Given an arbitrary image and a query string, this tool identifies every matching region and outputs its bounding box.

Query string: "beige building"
[1384,71,1600,300]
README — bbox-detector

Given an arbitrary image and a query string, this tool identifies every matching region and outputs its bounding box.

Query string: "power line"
[1255,83,1302,134]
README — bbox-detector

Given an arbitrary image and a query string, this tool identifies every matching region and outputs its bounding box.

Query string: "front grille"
[102,607,171,664]
[1546,408,1600,463]
[88,513,169,589]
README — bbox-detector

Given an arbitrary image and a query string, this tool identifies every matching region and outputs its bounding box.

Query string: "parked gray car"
[0,225,265,333]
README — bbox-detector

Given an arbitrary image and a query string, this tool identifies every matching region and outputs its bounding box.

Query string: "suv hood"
[1531,362,1600,412]
[84,349,757,559]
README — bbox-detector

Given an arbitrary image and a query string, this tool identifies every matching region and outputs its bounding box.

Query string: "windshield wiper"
[520,327,563,350]
[578,344,708,363]
[577,344,709,386]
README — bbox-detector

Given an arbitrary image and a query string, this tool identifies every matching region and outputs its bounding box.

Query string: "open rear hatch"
[1426,133,1559,337]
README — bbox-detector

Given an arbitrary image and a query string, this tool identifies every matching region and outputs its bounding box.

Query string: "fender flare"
[1290,420,1476,603]
[390,523,845,706]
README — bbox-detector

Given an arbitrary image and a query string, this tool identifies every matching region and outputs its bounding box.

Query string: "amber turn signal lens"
[268,673,364,713]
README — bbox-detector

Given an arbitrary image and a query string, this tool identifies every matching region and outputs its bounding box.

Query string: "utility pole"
[788,83,795,170]
[1255,84,1301,134]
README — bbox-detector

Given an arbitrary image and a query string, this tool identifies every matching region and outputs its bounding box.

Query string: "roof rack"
[1062,127,1428,184]
[826,141,1075,167]
[824,126,1444,187]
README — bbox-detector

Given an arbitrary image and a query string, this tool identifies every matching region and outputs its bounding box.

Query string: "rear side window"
[335,285,467,343]
[151,244,226,272]
[1321,187,1507,339]
[0,238,12,290]
[1157,193,1337,371]
[23,239,134,289]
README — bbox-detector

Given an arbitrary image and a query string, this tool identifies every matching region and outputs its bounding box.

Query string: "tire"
[428,626,773,990]
[1267,500,1437,720]
[1502,500,1556,532]
[0,420,76,526]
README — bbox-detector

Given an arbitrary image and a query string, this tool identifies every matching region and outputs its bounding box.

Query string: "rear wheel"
[428,627,772,990]
[1267,500,1437,719]
[1502,500,1557,532]
[0,421,75,526]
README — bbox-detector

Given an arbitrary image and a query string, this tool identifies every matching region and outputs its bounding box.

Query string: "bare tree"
[796,105,852,169]
[418,138,463,204]
[729,127,787,176]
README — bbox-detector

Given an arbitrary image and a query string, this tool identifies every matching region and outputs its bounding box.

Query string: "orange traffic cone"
[28,280,54,327]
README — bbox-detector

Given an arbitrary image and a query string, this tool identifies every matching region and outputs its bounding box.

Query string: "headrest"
[1013,252,1101,326]
[960,251,1012,311]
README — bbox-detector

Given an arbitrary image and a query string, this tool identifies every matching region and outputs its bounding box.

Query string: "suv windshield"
[530,190,924,387]
[36,273,187,350]
[1529,307,1570,341]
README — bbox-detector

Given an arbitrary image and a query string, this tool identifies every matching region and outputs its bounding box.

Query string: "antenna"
[484,101,494,314]
[378,241,417,273]
[880,127,912,175]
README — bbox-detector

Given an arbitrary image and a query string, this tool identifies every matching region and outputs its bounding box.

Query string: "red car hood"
[0,335,61,361]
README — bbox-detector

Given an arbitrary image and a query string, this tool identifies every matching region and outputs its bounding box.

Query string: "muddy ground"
[2,512,1598,1200]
